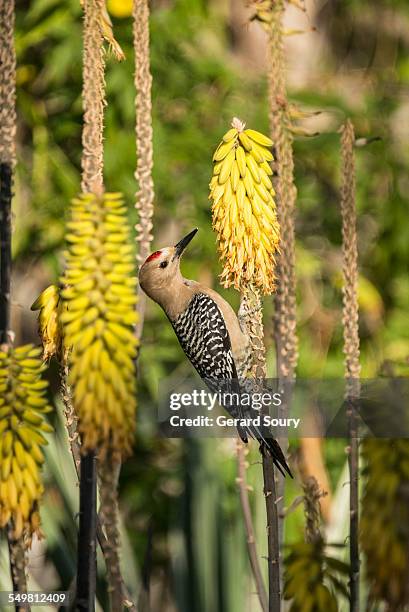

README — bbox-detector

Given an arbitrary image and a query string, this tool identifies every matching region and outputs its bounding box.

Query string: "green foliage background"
[7,0,409,610]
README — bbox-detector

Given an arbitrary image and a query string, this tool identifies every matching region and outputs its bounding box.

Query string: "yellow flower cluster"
[31,284,63,360]
[209,118,280,294]
[284,539,348,611]
[61,192,138,458]
[0,345,53,539]
[361,439,409,610]
[107,0,132,19]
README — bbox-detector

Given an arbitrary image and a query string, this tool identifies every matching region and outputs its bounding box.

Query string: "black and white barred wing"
[172,292,237,382]
[172,292,243,421]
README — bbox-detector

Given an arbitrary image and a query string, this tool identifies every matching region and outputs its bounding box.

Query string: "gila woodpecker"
[139,229,291,476]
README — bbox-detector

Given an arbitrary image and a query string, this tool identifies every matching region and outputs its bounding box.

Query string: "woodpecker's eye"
[159,260,168,269]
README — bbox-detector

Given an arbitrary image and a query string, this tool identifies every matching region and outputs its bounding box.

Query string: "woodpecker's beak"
[174,228,198,258]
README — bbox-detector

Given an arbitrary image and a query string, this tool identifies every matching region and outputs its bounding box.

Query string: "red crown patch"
[146,250,162,263]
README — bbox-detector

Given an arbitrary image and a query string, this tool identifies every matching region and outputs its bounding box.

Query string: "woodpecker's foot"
[259,440,267,456]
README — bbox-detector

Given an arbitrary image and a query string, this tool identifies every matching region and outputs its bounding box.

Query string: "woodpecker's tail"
[237,424,292,477]
[260,437,293,478]
[210,378,292,477]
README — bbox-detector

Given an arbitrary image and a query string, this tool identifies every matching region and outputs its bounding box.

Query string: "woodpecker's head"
[139,228,198,305]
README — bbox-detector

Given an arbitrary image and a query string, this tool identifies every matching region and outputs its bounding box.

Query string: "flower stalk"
[76,452,98,612]
[98,456,123,611]
[236,440,268,612]
[0,163,12,348]
[211,119,282,611]
[340,119,360,612]
[0,0,31,601]
[252,0,299,580]
[81,0,106,195]
[133,0,155,342]
[76,1,106,602]
[238,288,281,612]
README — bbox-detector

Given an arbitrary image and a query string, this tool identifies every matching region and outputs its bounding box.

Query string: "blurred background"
[2,0,409,609]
